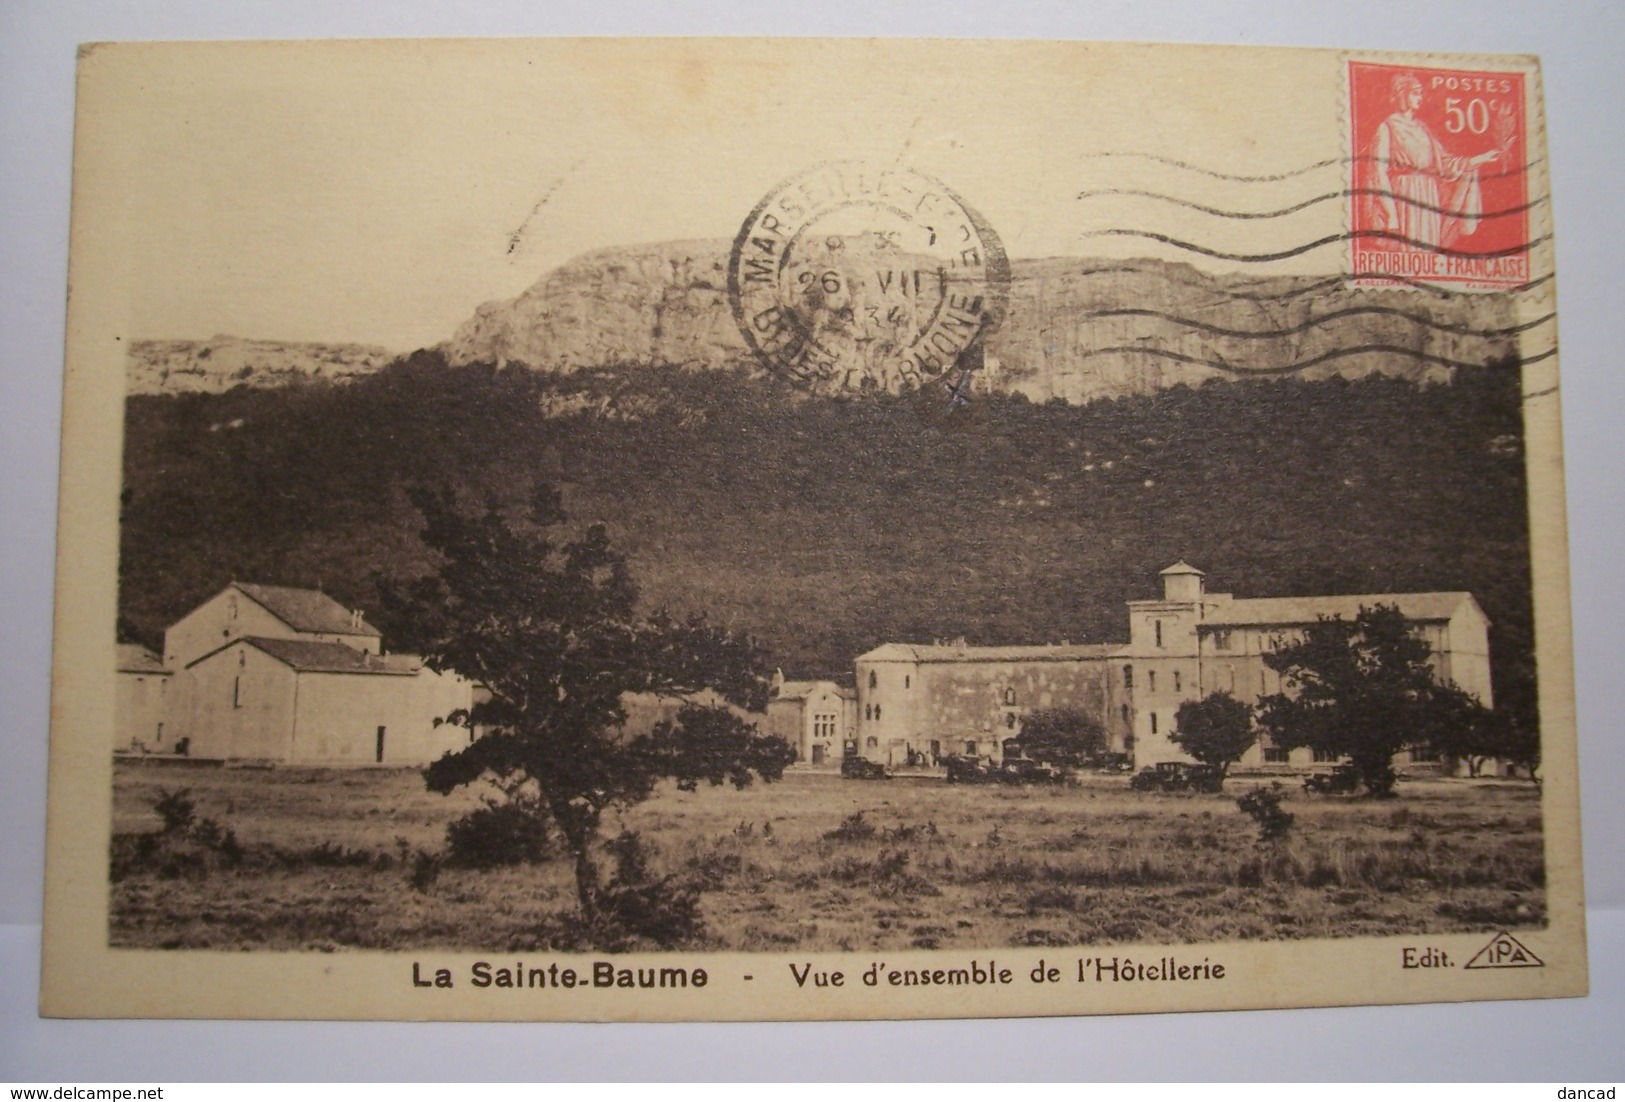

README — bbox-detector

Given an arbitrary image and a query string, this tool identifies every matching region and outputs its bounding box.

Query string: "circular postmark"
[727,162,1010,398]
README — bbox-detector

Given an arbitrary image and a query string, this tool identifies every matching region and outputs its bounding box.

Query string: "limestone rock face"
[985,258,1524,404]
[443,240,1529,401]
[444,241,744,376]
[126,337,395,396]
[130,244,1532,401]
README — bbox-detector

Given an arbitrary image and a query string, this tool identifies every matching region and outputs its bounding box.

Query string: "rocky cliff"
[130,244,1534,402]
[126,336,396,396]
[444,241,1532,401]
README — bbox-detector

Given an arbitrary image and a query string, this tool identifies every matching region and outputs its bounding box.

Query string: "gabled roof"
[1198,592,1482,629]
[773,679,836,701]
[1160,561,1205,577]
[231,582,382,638]
[187,636,421,676]
[246,637,420,674]
[857,642,1121,664]
[116,643,170,675]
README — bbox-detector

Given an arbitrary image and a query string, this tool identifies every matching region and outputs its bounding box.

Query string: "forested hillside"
[119,353,1534,718]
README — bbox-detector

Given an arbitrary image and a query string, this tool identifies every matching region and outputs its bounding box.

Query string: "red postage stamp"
[1348,60,1530,289]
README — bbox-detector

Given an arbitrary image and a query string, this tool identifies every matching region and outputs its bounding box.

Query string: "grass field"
[109,759,1546,952]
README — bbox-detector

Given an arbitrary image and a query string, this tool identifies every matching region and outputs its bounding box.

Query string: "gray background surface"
[3,0,1621,1081]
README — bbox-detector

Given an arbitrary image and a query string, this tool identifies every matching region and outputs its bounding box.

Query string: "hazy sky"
[74,39,1495,349]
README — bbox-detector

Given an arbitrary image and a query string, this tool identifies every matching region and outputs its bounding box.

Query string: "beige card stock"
[43,38,1581,1021]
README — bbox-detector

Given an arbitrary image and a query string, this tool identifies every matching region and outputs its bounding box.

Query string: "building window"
[232,676,243,708]
[1006,713,1017,729]
[868,671,877,689]
[1120,704,1129,725]
[1003,687,1016,705]
[1410,744,1441,763]
[1264,744,1290,764]
[867,737,878,749]
[904,676,910,689]
[1213,629,1232,651]
[1123,665,1133,689]
[965,740,977,755]
[1313,747,1339,763]
[1173,670,1182,693]
[1155,620,1163,648]
[864,704,871,720]
[874,705,882,721]
[1150,712,1159,734]
[1148,670,1156,692]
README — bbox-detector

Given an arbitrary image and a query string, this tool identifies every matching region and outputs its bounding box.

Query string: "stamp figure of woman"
[1370,72,1510,251]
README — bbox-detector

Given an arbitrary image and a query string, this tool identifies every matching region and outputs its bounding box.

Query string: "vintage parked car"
[1303,763,1360,794]
[942,753,998,784]
[1129,761,1224,793]
[1091,751,1134,774]
[840,753,888,780]
[997,756,1069,785]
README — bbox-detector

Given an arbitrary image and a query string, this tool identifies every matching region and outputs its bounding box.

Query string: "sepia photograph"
[39,36,1584,1022]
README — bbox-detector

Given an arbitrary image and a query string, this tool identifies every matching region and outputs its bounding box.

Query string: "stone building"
[1125,562,1492,771]
[114,643,171,753]
[153,582,475,763]
[848,562,1494,773]
[851,642,1128,768]
[764,672,858,766]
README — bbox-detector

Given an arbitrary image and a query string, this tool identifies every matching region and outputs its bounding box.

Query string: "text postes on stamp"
[1348,61,1530,289]
[727,162,1010,395]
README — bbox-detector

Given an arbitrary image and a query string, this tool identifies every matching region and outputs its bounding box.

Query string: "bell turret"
[1160,561,1205,603]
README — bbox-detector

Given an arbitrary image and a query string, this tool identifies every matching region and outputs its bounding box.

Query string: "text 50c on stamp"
[1348,61,1530,290]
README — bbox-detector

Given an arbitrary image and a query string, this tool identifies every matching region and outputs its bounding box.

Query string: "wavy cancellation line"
[1075,186,1551,223]
[1079,227,1552,264]
[1062,264,1554,303]
[1082,306,1555,342]
[1067,342,1558,378]
[1076,150,1543,184]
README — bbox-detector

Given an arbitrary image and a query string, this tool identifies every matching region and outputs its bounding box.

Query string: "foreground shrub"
[1237,783,1295,843]
[597,831,705,948]
[824,811,878,843]
[110,789,242,881]
[444,797,555,868]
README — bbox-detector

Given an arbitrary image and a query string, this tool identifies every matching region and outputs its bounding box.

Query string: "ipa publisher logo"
[1464,931,1544,970]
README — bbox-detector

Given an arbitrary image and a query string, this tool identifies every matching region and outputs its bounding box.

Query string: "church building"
[144,582,476,764]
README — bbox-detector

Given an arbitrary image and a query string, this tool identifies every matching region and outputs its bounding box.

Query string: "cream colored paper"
[43,37,1582,1020]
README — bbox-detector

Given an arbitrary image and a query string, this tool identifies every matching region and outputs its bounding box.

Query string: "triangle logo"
[1464,931,1545,969]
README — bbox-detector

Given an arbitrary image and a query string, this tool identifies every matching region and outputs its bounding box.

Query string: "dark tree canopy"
[119,356,1536,702]
[1171,692,1256,782]
[1257,605,1491,796]
[1428,706,1539,780]
[380,482,787,937]
[1012,707,1107,767]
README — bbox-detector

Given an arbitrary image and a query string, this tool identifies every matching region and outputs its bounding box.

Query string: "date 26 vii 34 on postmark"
[1348,60,1531,290]
[727,162,1011,401]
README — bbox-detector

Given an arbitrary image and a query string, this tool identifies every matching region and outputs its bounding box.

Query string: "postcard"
[41,37,1582,1020]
